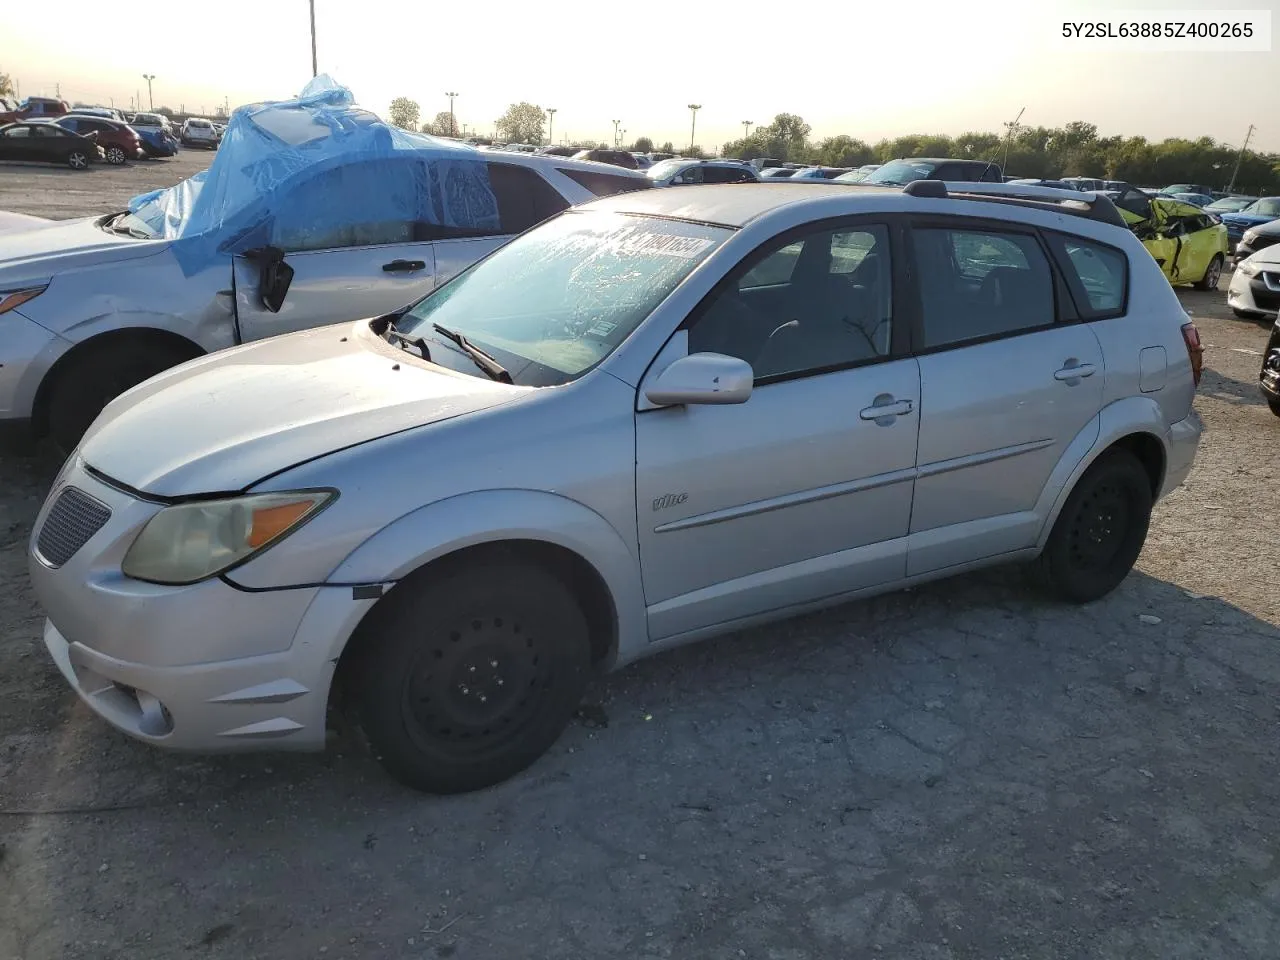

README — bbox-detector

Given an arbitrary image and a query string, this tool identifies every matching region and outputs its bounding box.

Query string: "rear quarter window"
[1046,233,1128,319]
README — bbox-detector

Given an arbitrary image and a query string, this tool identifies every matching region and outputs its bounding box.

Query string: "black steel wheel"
[1036,448,1153,603]
[354,560,592,794]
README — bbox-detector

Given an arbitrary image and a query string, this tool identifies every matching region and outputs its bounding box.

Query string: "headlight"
[0,286,46,316]
[122,490,334,585]
[1237,260,1262,277]
[1242,230,1258,245]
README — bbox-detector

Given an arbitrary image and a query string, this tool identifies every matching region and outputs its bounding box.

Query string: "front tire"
[1036,449,1153,603]
[46,340,199,454]
[104,145,127,165]
[1268,397,1280,418]
[354,561,592,794]
[1194,254,1223,291]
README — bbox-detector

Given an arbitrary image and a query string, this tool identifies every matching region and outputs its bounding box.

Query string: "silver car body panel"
[0,153,647,429]
[31,183,1204,752]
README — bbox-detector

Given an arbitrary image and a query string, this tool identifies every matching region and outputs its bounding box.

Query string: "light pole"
[742,119,752,139]
[445,91,459,137]
[309,0,318,76]
[612,119,621,149]
[546,108,556,146]
[142,74,155,111]
[687,104,701,154]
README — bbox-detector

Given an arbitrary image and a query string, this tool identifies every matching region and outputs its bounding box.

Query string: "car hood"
[0,214,166,288]
[1241,243,1280,268]
[1222,213,1278,228]
[79,321,525,497]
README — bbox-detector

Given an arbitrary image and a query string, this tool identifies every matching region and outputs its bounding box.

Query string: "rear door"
[432,161,570,284]
[906,217,1104,574]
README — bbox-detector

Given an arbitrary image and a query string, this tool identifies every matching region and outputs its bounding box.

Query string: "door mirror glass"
[244,246,295,313]
[644,352,753,406]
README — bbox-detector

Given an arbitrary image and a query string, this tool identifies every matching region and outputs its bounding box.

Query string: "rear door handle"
[859,396,914,423]
[382,259,426,273]
[1054,362,1097,382]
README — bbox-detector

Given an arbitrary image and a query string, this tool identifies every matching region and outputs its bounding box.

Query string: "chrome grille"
[36,486,111,568]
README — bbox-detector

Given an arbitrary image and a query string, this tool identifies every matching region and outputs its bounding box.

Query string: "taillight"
[1181,321,1203,387]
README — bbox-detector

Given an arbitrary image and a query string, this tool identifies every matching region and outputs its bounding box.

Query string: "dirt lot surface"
[0,149,214,220]
[0,167,1278,959]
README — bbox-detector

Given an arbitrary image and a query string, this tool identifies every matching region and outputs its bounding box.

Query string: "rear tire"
[1268,397,1280,418]
[46,340,199,454]
[353,561,592,794]
[1194,254,1223,291]
[66,150,89,170]
[1036,449,1153,603]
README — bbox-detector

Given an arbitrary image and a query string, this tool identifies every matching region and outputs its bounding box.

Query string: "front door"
[906,220,1105,574]
[635,220,920,640]
[233,240,438,342]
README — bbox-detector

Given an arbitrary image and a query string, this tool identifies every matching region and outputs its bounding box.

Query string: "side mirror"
[243,246,294,313]
[644,352,753,406]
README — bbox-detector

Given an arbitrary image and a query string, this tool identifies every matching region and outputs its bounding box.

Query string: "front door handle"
[1054,362,1097,382]
[859,395,914,424]
[382,259,426,273]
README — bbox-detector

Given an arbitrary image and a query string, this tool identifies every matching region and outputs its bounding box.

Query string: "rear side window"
[486,162,570,234]
[1047,233,1127,318]
[912,226,1056,349]
[556,167,651,196]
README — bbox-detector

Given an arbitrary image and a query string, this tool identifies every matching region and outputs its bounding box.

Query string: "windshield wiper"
[383,321,432,362]
[108,213,151,240]
[432,323,512,383]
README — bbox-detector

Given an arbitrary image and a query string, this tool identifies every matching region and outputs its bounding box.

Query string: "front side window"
[398,212,727,385]
[270,160,419,251]
[689,223,894,380]
[912,226,1055,349]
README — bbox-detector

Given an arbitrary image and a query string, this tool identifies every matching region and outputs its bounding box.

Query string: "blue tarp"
[129,76,500,274]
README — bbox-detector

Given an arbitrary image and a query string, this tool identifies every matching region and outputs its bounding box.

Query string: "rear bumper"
[1162,411,1203,498]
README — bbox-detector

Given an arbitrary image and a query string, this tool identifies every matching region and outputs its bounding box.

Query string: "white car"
[0,149,650,450]
[130,112,173,135]
[180,118,219,148]
[1228,245,1280,321]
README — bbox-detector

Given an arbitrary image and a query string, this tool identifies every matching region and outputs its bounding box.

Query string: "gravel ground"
[0,171,1277,959]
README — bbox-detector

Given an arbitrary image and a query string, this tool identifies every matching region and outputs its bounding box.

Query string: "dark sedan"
[52,115,145,165]
[1235,218,1280,263]
[0,121,104,169]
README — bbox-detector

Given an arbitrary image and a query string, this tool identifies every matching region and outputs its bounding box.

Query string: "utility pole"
[999,106,1025,174]
[55,82,61,98]
[546,108,556,146]
[612,119,621,149]
[142,74,155,111]
[136,89,141,112]
[309,0,318,76]
[1228,123,1255,193]
[742,119,752,139]
[445,91,458,137]
[687,104,701,154]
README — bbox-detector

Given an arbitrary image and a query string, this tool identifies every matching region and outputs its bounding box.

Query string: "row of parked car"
[7,80,1215,796]
[0,96,225,168]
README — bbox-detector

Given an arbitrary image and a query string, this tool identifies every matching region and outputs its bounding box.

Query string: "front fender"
[1034,395,1170,549]
[327,489,648,669]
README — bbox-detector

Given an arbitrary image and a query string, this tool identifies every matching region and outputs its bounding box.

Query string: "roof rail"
[904,179,1128,228]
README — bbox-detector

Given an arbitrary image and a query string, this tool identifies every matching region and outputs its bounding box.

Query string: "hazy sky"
[6,0,1278,152]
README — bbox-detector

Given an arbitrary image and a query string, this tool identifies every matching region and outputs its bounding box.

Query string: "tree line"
[720,115,1279,194]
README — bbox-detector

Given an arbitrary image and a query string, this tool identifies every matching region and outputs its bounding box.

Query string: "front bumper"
[1227,268,1280,319]
[29,459,385,753]
[0,309,68,423]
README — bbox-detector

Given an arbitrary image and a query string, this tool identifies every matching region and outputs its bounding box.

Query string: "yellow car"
[1112,191,1229,290]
